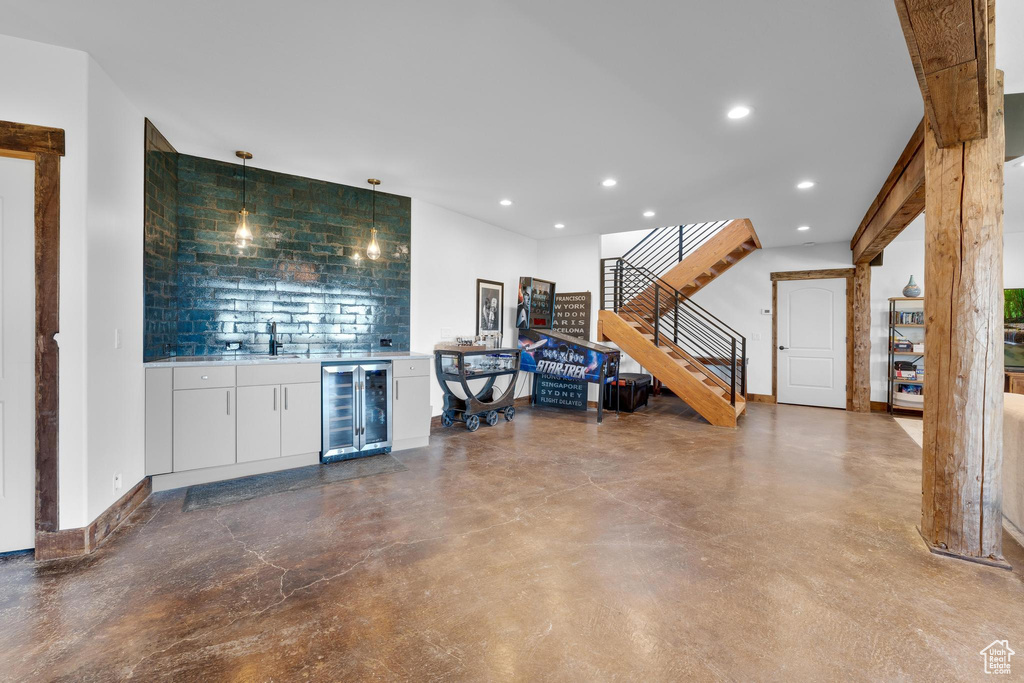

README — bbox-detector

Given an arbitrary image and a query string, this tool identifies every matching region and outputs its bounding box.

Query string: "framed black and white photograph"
[476,279,504,335]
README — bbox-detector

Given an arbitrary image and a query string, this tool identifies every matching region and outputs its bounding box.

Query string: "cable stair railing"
[600,257,747,407]
[620,220,732,277]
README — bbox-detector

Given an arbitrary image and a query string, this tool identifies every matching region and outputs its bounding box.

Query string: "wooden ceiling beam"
[0,121,65,157]
[894,0,989,148]
[850,118,926,264]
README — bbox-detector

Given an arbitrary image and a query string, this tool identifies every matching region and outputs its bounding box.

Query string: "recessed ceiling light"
[643,210,656,218]
[499,199,512,206]
[796,180,815,189]
[554,223,565,229]
[727,105,752,120]
[797,225,811,231]
[601,178,618,187]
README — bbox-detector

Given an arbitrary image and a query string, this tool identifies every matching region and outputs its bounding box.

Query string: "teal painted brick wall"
[143,131,411,358]
[143,121,179,360]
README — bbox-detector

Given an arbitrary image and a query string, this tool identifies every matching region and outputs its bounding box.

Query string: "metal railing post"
[729,338,737,406]
[614,261,622,312]
[600,260,606,310]
[678,225,683,263]
[741,338,747,397]
[653,284,660,347]
[673,296,679,345]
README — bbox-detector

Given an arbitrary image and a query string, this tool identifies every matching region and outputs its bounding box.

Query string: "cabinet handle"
[226,390,231,415]
[284,386,289,410]
[395,379,399,401]
[273,387,277,411]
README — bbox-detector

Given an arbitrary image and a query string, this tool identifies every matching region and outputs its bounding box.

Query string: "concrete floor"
[1,399,1022,681]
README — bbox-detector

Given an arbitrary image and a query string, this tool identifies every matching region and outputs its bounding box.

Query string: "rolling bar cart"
[434,348,522,432]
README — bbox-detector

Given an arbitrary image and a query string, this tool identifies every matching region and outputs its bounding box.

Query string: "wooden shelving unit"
[888,297,924,414]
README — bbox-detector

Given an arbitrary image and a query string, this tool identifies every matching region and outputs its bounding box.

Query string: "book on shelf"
[890,310,925,325]
[893,360,918,380]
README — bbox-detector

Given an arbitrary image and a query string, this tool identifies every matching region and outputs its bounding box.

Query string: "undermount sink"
[266,354,301,360]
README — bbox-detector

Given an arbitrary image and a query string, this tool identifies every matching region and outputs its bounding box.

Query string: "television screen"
[1007,289,1024,370]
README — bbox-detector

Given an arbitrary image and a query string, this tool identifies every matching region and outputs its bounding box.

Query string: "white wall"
[410,200,538,416]
[537,232,603,401]
[0,35,90,528]
[870,217,1024,401]
[690,242,853,396]
[84,60,146,522]
[600,229,649,260]
[0,35,145,529]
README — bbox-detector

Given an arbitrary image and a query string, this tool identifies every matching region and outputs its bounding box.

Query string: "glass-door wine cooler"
[321,362,393,461]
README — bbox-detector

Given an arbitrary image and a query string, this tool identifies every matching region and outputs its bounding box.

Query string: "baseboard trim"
[1004,516,1024,551]
[393,436,430,451]
[35,476,152,562]
[746,393,776,404]
[871,401,890,413]
[151,452,320,493]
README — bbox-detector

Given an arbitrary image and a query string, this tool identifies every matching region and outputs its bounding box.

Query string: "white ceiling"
[0,0,1020,246]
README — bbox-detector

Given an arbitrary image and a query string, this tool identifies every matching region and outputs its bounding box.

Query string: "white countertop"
[144,351,433,368]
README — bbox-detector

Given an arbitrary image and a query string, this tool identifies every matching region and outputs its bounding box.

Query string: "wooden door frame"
[0,121,64,543]
[770,268,855,410]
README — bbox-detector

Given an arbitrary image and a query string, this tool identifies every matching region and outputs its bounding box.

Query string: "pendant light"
[366,178,382,260]
[235,151,254,248]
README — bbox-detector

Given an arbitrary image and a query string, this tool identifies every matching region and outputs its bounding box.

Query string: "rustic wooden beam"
[34,152,61,534]
[770,268,855,282]
[894,0,989,148]
[920,60,1006,566]
[851,119,926,264]
[0,121,65,157]
[851,264,872,413]
[0,120,64,543]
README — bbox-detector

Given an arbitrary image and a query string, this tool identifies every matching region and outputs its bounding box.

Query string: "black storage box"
[603,373,652,413]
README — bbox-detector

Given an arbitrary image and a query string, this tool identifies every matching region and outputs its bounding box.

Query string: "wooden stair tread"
[599,310,741,427]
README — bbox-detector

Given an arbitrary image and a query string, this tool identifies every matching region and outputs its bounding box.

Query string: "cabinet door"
[237,384,282,463]
[173,387,236,472]
[393,375,431,441]
[281,382,322,457]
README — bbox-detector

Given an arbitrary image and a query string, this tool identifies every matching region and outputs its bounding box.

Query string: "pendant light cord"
[242,157,247,211]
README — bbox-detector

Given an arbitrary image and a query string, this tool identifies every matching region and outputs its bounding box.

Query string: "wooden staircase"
[629,219,761,312]
[598,218,761,428]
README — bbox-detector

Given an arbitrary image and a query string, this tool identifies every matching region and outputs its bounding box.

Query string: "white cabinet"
[146,367,173,475]
[281,382,321,456]
[237,380,321,462]
[237,385,281,463]
[173,387,236,471]
[148,358,430,485]
[393,367,431,447]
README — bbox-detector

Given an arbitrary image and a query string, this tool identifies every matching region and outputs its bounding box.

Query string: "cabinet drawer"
[173,365,236,390]
[237,363,321,386]
[393,358,430,378]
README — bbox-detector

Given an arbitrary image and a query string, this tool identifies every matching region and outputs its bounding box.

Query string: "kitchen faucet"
[269,322,281,356]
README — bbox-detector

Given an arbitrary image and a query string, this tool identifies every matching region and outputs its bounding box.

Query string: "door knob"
[778,345,787,350]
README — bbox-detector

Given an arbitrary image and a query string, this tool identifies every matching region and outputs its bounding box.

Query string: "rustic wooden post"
[916,0,1006,565]
[851,263,872,413]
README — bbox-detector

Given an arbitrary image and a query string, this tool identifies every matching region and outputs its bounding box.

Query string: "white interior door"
[0,157,36,553]
[777,278,847,409]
